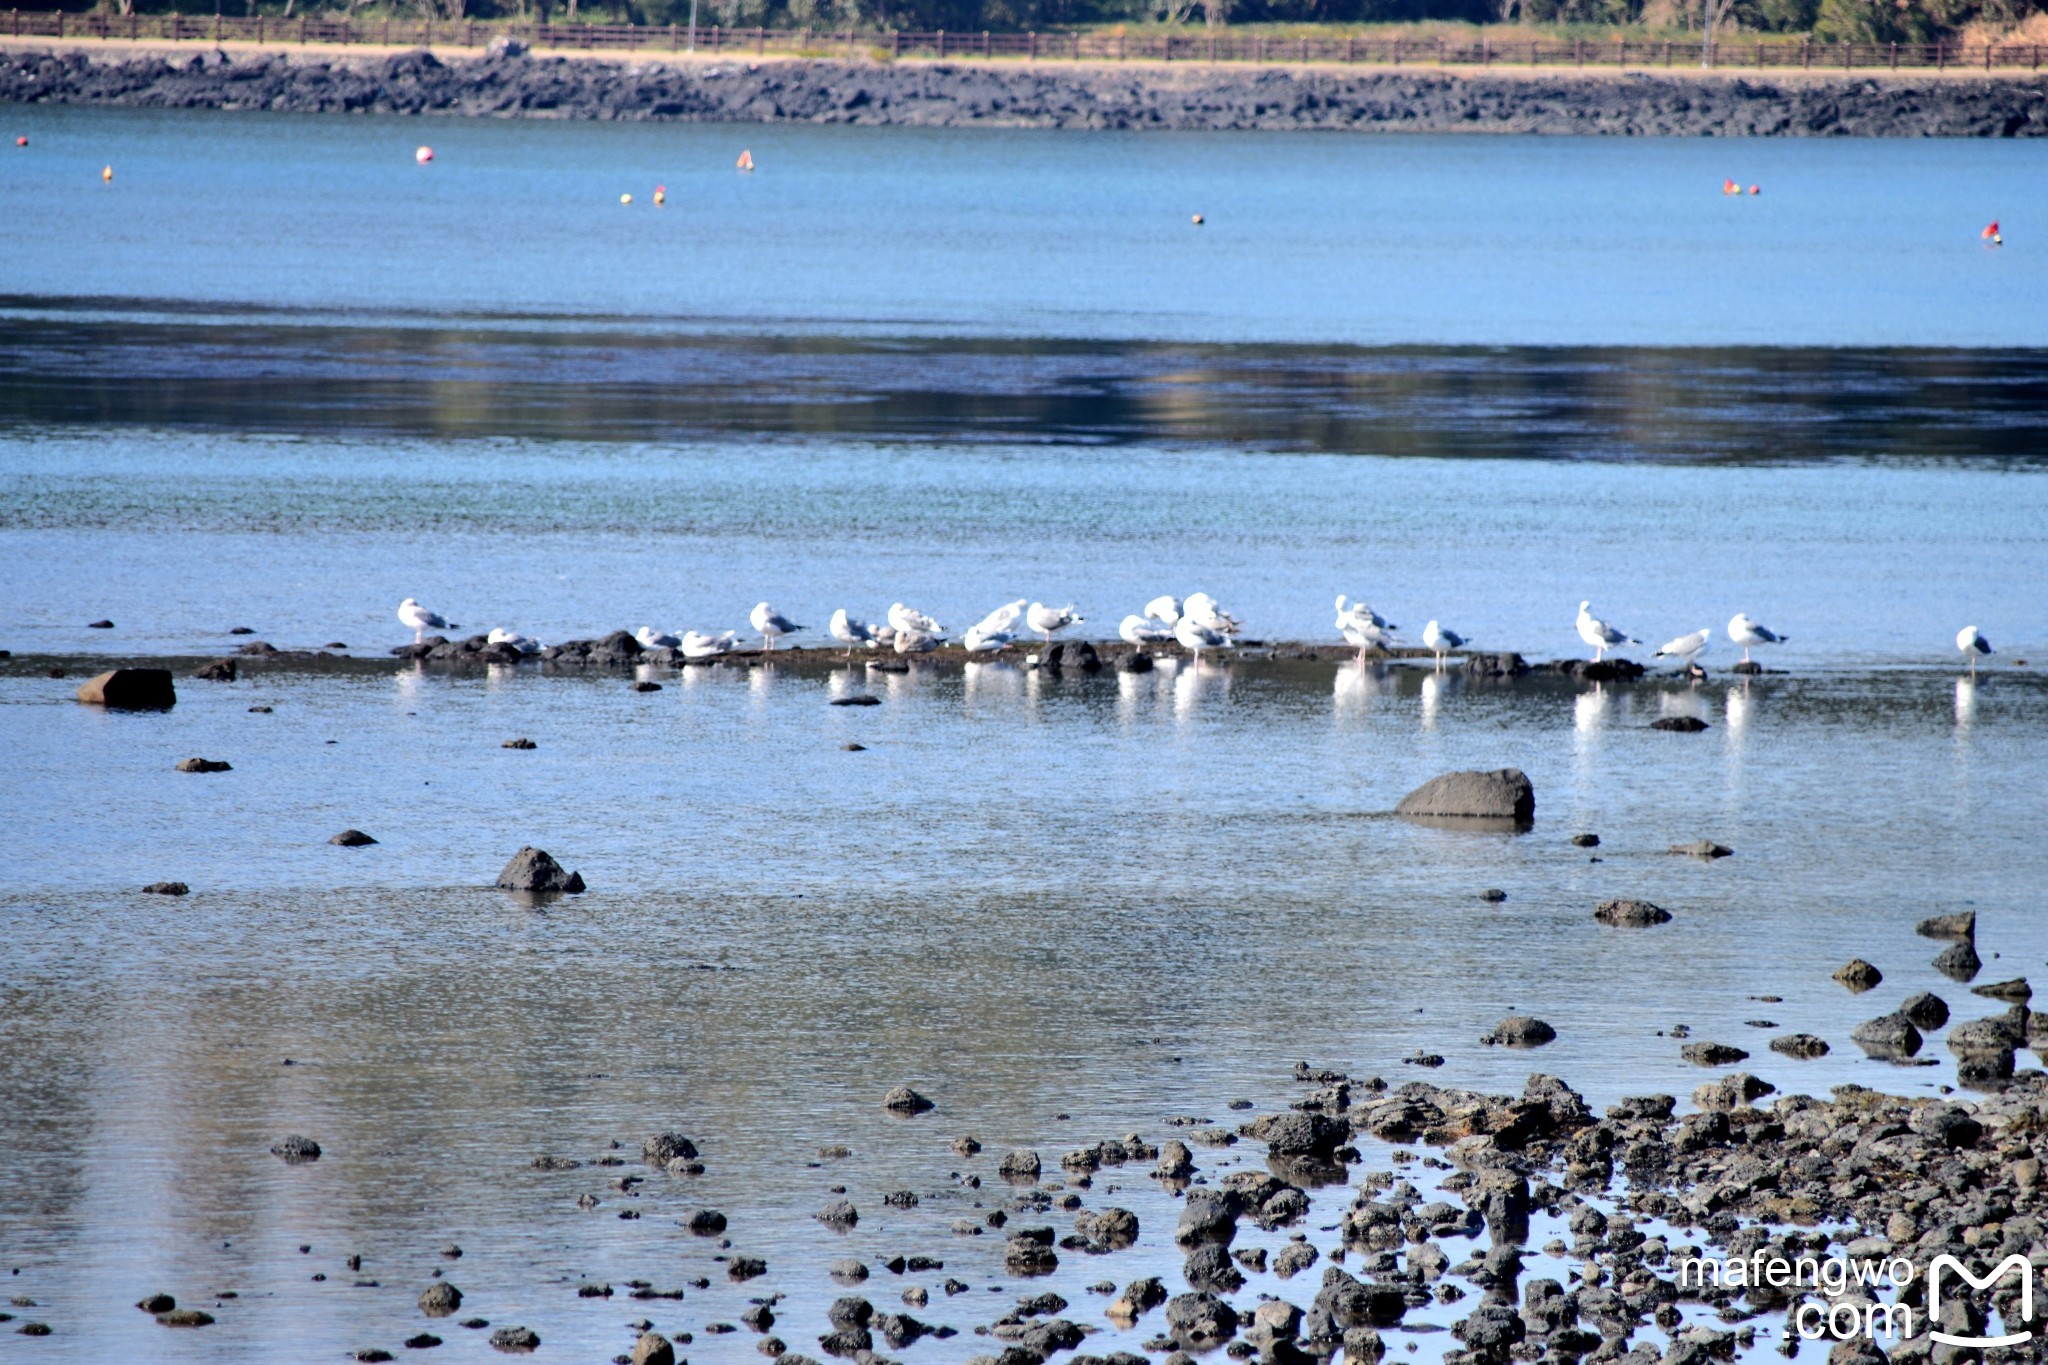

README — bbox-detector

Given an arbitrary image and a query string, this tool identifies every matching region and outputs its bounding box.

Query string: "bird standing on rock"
[1422,620,1467,670]
[1026,602,1082,642]
[887,602,942,636]
[829,608,880,659]
[1576,601,1638,663]
[398,597,453,644]
[682,629,738,660]
[968,599,1028,639]
[635,626,681,650]
[1726,613,1787,664]
[1957,625,1994,675]
[1654,628,1711,673]
[750,602,803,651]
[1119,613,1174,645]
[1174,615,1229,666]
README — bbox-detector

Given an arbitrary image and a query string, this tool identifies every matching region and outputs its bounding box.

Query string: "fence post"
[1344,34,1354,62]
[936,28,944,56]
[1985,41,1992,69]
[1392,36,1400,64]
[1617,38,1625,67]
[1437,36,1444,65]
[55,8,63,36]
[982,28,988,56]
[754,24,762,52]
[890,29,898,55]
[1028,30,1035,59]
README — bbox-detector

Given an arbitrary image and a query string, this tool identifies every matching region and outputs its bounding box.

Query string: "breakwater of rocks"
[5,43,2048,134]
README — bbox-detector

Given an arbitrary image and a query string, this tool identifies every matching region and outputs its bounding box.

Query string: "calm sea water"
[3,106,2048,1362]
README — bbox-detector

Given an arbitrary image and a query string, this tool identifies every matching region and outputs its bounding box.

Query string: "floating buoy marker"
[1983,220,2002,246]
[1748,184,1760,195]
[620,192,633,205]
[415,145,434,164]
[653,184,666,206]
[1191,213,1204,226]
[736,148,754,172]
[14,136,26,147]
[101,164,113,182]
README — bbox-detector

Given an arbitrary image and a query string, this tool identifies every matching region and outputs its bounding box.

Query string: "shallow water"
[4,105,2048,1362]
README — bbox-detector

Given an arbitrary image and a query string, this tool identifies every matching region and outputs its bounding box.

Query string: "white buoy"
[415,146,434,164]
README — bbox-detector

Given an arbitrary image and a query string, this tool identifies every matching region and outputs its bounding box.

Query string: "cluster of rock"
[4,46,2046,136]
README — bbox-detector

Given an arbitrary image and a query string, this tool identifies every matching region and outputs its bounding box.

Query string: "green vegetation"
[31,0,2048,50]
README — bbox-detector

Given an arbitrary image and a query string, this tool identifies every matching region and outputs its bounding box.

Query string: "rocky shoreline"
[5,44,2048,134]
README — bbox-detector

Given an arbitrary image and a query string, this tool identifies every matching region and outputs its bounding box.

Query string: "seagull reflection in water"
[1955,675,1979,731]
[1333,658,1391,717]
[1419,669,1448,730]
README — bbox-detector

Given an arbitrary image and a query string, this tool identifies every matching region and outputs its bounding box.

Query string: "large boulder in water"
[1395,769,1533,825]
[76,668,176,709]
[496,846,584,894]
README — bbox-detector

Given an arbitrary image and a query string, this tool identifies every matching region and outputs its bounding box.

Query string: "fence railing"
[6,11,2046,71]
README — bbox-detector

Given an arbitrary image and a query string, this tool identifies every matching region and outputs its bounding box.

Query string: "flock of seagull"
[395,596,2004,675]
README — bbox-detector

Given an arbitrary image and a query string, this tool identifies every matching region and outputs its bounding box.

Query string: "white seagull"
[829,608,881,658]
[487,627,540,654]
[888,602,942,636]
[1654,628,1711,670]
[1576,601,1639,663]
[963,624,1015,654]
[1174,615,1229,665]
[968,599,1028,638]
[1957,625,1994,674]
[1143,595,1183,627]
[682,629,738,660]
[1341,618,1397,657]
[397,597,452,644]
[1026,602,1082,642]
[893,629,942,654]
[1119,613,1175,645]
[635,626,681,650]
[1726,613,1787,664]
[1335,596,1396,633]
[1422,620,1467,670]
[1182,592,1240,635]
[750,602,804,651]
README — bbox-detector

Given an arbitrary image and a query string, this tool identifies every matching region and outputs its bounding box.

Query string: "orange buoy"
[736,148,754,172]
[653,184,666,206]
[101,164,112,182]
[1722,178,1737,195]
[415,145,434,164]
[1748,184,1760,195]
[14,135,25,147]
[1191,213,1204,226]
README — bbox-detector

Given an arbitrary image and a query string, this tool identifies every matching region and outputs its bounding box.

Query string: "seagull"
[1422,620,1467,670]
[893,629,942,654]
[1726,613,1787,664]
[1026,602,1082,642]
[963,624,1015,654]
[1119,613,1175,645]
[1341,618,1397,658]
[1174,615,1229,665]
[1335,596,1396,633]
[1143,595,1183,627]
[829,608,881,659]
[1183,592,1240,635]
[682,629,738,660]
[487,627,540,654]
[1654,628,1711,671]
[635,626,681,650]
[888,602,942,636]
[968,599,1028,638]
[1576,601,1639,663]
[397,597,452,644]
[1957,625,1994,675]
[750,602,803,651]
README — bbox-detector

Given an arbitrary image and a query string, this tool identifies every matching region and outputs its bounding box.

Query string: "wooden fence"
[6,10,2047,71]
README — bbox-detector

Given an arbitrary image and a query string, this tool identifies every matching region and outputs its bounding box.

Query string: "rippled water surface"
[4,106,2048,1363]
